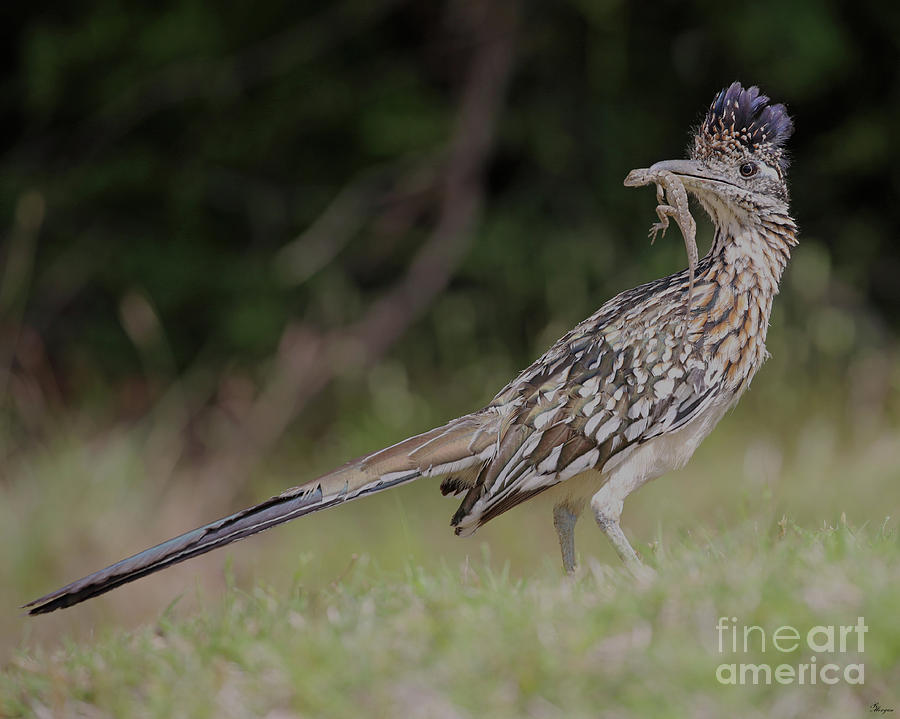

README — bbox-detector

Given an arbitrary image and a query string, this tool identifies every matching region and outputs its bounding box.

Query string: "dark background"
[1,0,899,469]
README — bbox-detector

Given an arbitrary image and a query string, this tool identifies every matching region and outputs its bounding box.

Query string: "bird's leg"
[590,483,641,567]
[552,503,582,574]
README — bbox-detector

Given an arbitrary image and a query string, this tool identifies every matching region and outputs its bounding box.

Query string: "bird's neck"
[707,207,798,298]
[688,207,798,392]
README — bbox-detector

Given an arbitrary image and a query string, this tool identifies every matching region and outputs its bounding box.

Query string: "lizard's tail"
[25,413,495,614]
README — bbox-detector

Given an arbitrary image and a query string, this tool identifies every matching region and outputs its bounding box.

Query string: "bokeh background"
[2,0,900,660]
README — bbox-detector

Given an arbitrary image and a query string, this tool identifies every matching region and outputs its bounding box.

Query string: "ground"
[2,383,899,717]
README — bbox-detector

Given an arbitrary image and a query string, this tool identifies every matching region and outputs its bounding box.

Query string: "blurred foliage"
[1,0,899,432]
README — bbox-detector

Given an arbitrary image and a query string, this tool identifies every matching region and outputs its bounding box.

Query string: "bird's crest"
[692,82,793,171]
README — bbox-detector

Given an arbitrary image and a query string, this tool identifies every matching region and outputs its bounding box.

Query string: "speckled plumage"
[26,82,798,614]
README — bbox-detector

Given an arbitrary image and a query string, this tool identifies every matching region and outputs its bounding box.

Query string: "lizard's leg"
[649,203,679,243]
[654,175,698,323]
[648,181,671,243]
[663,184,698,267]
[627,168,699,328]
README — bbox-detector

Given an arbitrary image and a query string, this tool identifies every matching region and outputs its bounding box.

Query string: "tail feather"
[25,413,494,615]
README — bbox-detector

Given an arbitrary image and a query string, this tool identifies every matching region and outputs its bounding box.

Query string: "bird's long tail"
[25,412,496,615]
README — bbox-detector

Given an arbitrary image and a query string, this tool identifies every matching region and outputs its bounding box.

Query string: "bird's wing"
[450,268,727,536]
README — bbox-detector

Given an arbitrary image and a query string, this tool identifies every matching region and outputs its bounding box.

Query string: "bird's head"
[645,82,793,226]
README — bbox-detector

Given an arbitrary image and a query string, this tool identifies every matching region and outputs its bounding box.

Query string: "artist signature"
[870,703,895,714]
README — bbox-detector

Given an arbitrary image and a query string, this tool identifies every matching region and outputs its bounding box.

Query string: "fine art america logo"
[716,616,867,685]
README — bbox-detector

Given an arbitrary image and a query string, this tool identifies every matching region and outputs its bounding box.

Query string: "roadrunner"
[27,82,797,614]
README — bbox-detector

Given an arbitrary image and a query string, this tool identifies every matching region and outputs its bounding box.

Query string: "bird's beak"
[646,159,707,179]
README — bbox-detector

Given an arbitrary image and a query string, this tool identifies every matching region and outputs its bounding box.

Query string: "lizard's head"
[647,82,793,224]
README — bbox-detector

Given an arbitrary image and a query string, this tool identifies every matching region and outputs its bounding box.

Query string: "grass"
[2,377,900,717]
[2,522,898,718]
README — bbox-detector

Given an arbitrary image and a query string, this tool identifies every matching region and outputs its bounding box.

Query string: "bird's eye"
[739,162,758,178]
